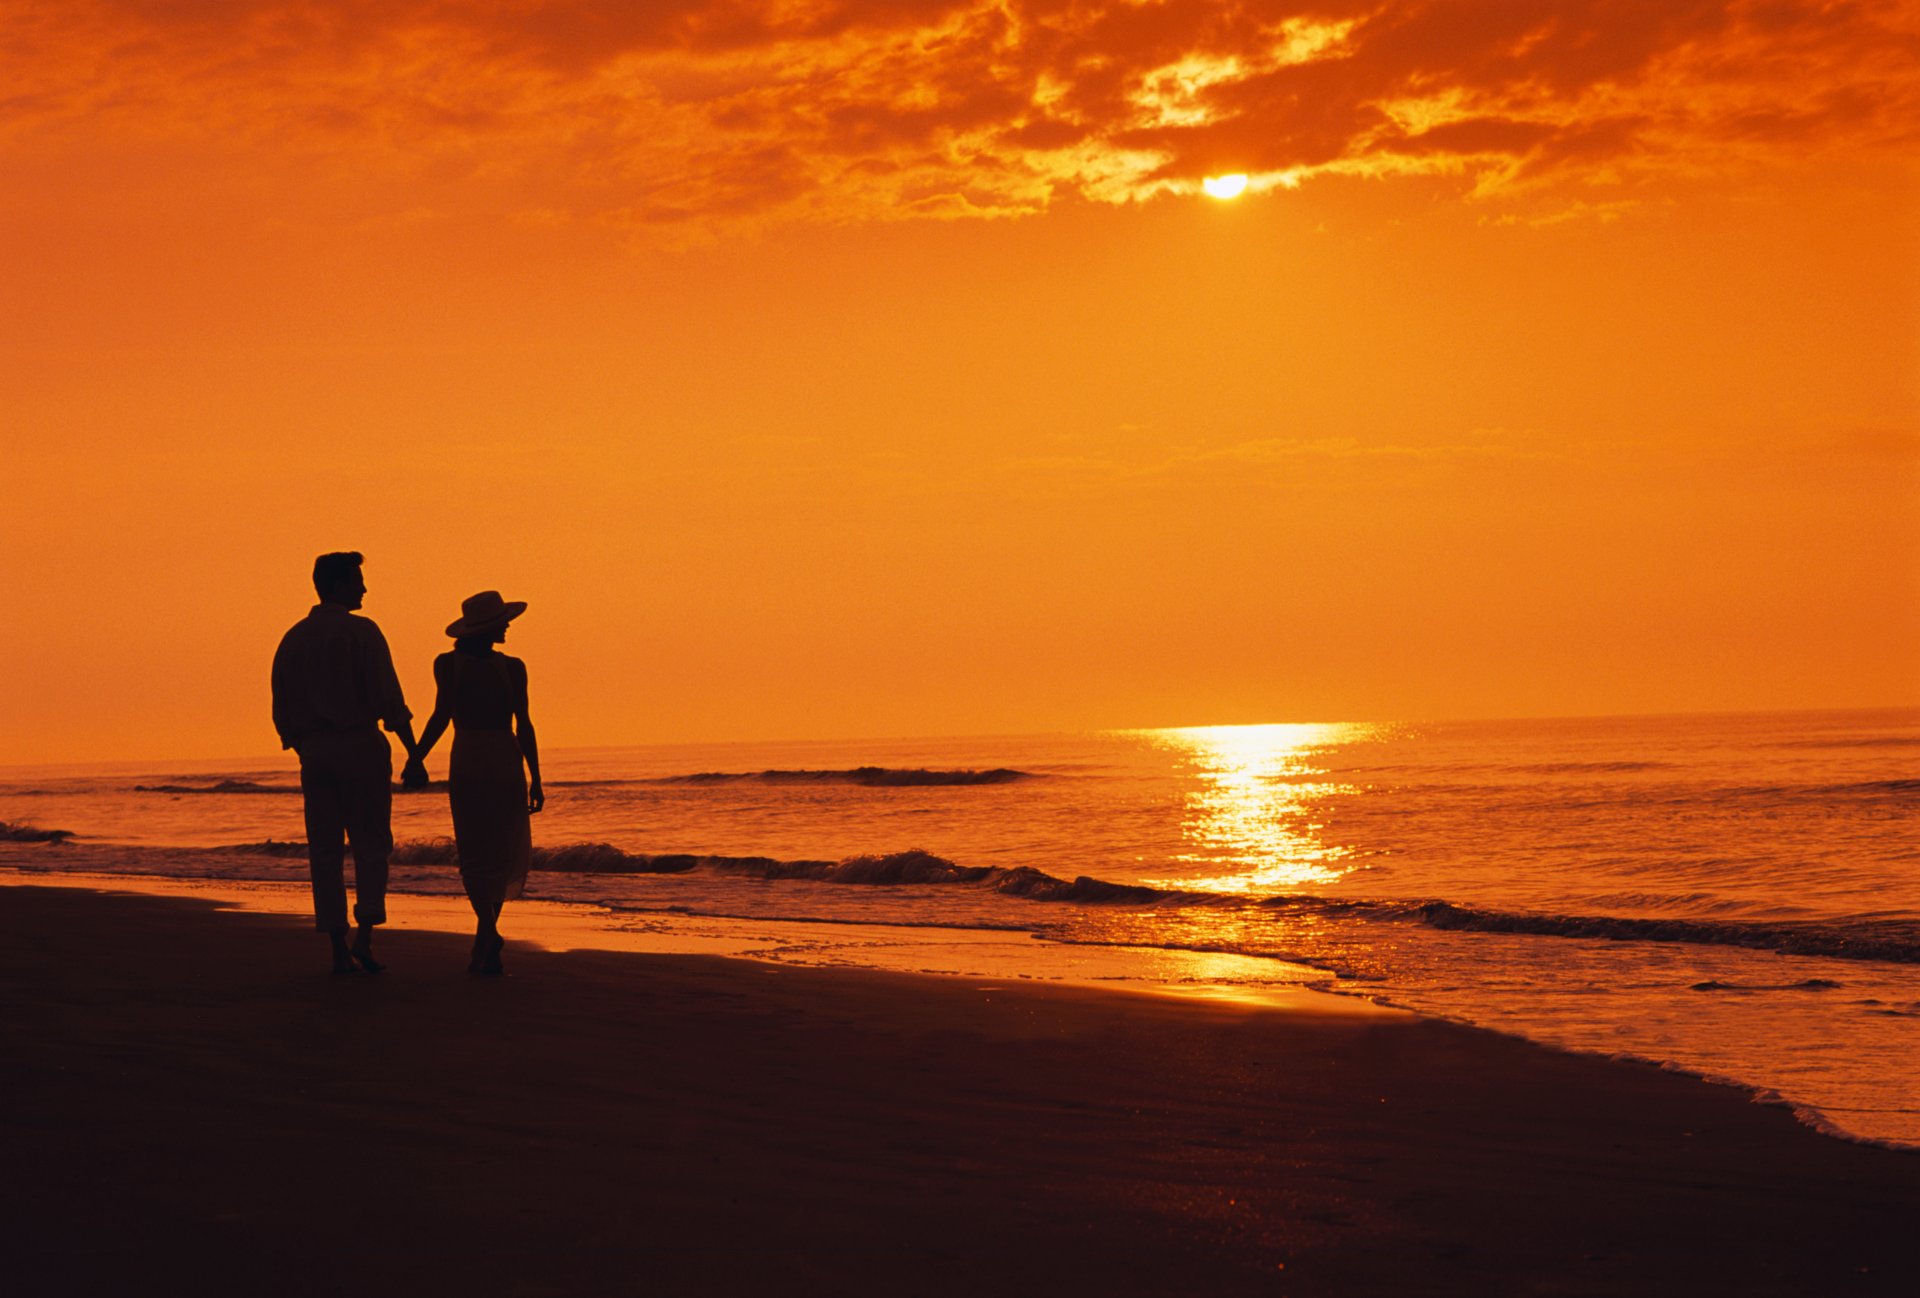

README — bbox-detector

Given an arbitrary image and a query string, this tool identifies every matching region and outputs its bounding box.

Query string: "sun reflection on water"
[1132,722,1371,894]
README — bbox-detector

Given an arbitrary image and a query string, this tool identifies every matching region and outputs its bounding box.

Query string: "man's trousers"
[297,728,393,932]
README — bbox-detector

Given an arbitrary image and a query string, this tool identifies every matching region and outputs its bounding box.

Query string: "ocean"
[5,707,1917,1147]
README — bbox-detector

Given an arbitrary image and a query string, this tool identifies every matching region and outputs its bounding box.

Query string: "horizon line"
[7,701,1918,773]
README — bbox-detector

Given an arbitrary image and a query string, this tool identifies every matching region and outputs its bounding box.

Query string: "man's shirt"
[271,603,412,750]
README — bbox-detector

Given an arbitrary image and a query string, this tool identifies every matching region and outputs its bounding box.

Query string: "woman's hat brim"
[445,601,527,638]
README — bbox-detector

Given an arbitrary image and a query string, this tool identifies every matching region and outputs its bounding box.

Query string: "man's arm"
[269,631,298,752]
[392,718,422,762]
[361,622,419,764]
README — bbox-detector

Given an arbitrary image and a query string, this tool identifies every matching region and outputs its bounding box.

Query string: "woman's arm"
[513,658,543,813]
[411,655,455,773]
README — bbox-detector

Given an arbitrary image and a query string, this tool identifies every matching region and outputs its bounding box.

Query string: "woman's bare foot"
[470,929,498,974]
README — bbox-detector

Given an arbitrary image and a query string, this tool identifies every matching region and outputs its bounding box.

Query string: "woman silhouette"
[410,591,544,974]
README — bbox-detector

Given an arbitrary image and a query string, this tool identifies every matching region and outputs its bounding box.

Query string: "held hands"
[400,755,430,790]
[528,780,545,814]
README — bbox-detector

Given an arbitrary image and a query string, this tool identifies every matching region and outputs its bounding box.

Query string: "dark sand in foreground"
[4,882,1917,1296]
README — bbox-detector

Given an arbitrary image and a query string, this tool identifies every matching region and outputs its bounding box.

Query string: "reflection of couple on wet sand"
[270,551,543,976]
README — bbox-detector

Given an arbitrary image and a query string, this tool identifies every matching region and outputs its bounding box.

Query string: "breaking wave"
[392,840,1172,900]
[206,837,1183,903]
[137,780,295,795]
[1688,978,1843,992]
[215,837,705,873]
[213,839,308,857]
[649,767,1035,787]
[694,849,1181,902]
[140,767,1035,795]
[185,840,1920,965]
[1361,899,1920,964]
[602,850,1920,962]
[388,838,696,873]
[0,821,74,843]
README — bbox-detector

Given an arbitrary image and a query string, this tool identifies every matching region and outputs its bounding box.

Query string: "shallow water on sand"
[5,708,1917,1145]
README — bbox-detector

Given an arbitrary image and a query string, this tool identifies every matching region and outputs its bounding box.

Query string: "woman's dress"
[440,650,530,910]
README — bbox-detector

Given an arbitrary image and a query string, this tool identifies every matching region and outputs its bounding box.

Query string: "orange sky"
[4,0,1918,763]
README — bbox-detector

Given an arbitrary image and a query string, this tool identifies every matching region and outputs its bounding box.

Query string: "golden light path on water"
[1133,723,1374,894]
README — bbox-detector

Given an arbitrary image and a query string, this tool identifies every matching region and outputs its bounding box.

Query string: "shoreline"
[7,856,1918,1155]
[5,875,1919,1295]
[0,863,1378,1013]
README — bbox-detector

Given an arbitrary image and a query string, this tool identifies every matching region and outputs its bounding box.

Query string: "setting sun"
[1202,173,1249,199]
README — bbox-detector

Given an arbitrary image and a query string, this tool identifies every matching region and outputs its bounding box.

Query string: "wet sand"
[4,879,1917,1296]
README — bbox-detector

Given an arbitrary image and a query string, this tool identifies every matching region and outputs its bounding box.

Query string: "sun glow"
[1137,723,1374,894]
[1202,173,1249,199]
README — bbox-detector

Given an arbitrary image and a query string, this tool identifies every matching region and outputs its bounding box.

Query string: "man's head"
[312,551,367,609]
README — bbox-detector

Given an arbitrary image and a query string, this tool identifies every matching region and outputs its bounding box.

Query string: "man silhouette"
[271,552,421,973]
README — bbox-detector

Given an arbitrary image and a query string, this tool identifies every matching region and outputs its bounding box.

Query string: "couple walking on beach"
[270,551,543,976]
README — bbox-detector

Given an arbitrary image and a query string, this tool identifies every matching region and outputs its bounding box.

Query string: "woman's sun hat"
[446,590,527,638]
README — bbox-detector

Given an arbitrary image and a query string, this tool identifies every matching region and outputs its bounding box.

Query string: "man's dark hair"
[312,551,365,598]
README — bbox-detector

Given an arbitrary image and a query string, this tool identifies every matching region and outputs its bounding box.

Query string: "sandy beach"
[2,876,1916,1296]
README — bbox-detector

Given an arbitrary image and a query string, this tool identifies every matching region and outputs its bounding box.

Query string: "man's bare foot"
[349,936,385,974]
[328,932,358,974]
